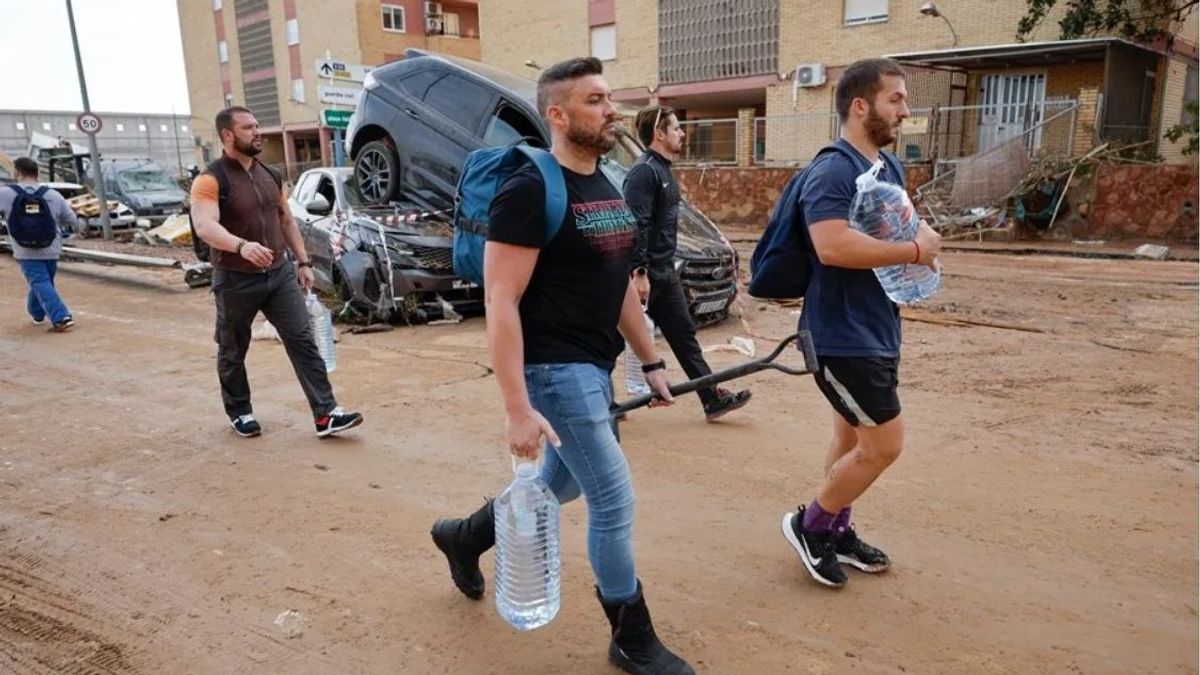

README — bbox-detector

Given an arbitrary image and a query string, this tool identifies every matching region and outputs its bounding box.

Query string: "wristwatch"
[297,260,313,268]
[640,359,666,374]
[632,266,648,277]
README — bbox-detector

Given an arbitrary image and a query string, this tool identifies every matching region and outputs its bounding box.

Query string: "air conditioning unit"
[424,1,442,16]
[794,63,826,88]
[425,16,444,34]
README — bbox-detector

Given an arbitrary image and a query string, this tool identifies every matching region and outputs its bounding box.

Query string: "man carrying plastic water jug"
[430,57,695,675]
[622,105,752,421]
[778,59,941,589]
[191,106,362,439]
[0,157,85,332]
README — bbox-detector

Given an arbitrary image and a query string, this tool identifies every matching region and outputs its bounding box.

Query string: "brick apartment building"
[480,0,1198,166]
[177,0,480,178]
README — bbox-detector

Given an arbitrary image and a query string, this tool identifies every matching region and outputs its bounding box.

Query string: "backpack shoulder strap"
[31,185,50,199]
[206,159,230,222]
[7,183,25,197]
[880,150,905,188]
[514,145,567,242]
[205,160,229,195]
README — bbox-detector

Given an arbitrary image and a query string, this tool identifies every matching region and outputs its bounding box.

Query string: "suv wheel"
[355,139,400,205]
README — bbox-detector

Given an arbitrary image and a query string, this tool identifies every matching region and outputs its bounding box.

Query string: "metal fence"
[677,118,739,165]
[904,99,1079,169]
[744,99,1080,167]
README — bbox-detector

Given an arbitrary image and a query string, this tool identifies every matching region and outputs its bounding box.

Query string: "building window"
[159,124,168,132]
[212,0,221,10]
[42,122,51,131]
[443,12,460,36]
[844,0,888,25]
[286,18,300,45]
[591,24,616,61]
[218,40,229,63]
[382,4,405,33]
[181,124,188,132]
[292,78,306,103]
[15,121,24,131]
[1183,65,1198,125]
[139,123,147,132]
[116,123,125,132]
[68,123,77,131]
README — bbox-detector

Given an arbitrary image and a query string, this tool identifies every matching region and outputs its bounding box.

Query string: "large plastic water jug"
[494,461,561,631]
[850,161,941,305]
[306,291,336,373]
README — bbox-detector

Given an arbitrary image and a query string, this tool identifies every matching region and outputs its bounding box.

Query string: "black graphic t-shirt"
[488,162,636,369]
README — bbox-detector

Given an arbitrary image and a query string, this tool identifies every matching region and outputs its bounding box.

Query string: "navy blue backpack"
[451,145,568,286]
[6,184,59,249]
[748,141,902,299]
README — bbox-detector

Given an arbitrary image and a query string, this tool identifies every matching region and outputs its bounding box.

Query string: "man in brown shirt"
[191,106,362,438]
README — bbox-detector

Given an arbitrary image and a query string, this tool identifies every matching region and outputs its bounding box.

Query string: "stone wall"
[673,164,933,228]
[673,167,792,227]
[1086,164,1199,241]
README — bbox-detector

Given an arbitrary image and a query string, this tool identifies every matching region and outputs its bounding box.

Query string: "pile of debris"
[915,140,1158,241]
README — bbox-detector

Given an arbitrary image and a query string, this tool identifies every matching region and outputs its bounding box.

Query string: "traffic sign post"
[76,112,102,134]
[315,58,371,83]
[320,109,351,167]
[320,109,352,129]
[66,0,112,239]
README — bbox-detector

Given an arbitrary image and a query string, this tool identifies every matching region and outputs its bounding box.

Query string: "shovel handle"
[610,331,819,416]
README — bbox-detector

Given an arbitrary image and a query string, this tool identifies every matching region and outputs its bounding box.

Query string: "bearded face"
[865,102,899,147]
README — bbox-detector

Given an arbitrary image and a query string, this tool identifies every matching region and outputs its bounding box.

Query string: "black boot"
[430,500,494,600]
[597,581,695,675]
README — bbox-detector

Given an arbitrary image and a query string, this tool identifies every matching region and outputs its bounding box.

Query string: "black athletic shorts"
[812,356,901,427]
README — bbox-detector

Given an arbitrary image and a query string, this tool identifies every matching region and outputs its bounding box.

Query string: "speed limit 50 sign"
[76,112,103,134]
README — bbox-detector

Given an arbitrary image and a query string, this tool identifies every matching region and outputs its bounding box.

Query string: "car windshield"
[117,167,178,192]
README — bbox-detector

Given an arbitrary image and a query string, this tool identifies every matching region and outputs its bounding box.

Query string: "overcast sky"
[0,0,190,115]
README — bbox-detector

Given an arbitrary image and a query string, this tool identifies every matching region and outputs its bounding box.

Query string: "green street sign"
[321,109,352,130]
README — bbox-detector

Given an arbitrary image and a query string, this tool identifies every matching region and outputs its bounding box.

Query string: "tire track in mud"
[0,541,361,674]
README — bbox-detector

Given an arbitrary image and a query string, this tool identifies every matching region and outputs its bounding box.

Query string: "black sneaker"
[703,387,752,421]
[780,505,847,588]
[50,316,75,333]
[316,407,363,437]
[835,525,891,573]
[230,414,262,438]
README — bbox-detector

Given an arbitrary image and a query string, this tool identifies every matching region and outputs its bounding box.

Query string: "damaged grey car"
[288,166,481,323]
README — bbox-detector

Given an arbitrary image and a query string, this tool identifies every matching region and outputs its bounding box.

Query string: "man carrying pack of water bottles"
[430,57,696,675]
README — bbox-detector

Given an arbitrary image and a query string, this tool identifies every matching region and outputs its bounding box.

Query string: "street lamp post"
[65,0,112,239]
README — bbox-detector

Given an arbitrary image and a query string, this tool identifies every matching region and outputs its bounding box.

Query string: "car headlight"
[363,70,379,91]
[673,258,686,273]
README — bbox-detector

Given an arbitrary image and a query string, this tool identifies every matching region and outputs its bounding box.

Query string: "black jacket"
[622,149,680,271]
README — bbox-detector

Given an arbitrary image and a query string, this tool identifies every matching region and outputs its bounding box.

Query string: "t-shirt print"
[571,199,636,260]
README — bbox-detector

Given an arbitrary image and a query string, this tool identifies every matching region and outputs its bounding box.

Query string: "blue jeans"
[526,363,638,603]
[17,259,69,324]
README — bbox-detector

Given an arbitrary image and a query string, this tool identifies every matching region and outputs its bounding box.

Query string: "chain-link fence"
[744,99,1084,167]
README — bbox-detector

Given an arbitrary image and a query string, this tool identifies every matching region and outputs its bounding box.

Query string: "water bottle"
[306,291,337,373]
[623,309,655,395]
[494,461,561,631]
[850,160,942,305]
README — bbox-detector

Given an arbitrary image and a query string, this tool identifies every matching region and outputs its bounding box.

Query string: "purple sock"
[833,507,852,535]
[801,500,838,533]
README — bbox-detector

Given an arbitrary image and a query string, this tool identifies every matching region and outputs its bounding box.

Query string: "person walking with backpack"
[623,105,751,421]
[190,106,362,439]
[771,59,942,588]
[1,157,84,332]
[431,58,695,675]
